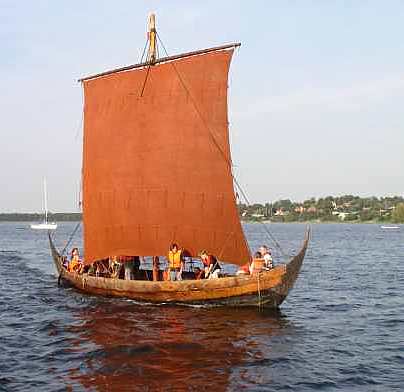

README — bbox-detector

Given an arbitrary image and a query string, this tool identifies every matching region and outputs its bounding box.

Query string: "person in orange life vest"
[167,243,184,281]
[68,247,81,272]
[249,251,265,275]
[199,250,221,279]
[259,245,273,269]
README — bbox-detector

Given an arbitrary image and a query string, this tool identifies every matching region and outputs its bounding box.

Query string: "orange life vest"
[250,258,265,274]
[168,249,182,269]
[68,257,80,272]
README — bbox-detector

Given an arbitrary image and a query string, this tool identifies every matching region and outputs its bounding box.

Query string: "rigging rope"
[139,63,152,97]
[257,273,262,308]
[61,221,82,256]
[156,32,289,260]
[217,231,236,260]
[140,38,149,63]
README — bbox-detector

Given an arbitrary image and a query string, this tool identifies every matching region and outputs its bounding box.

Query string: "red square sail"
[82,48,250,265]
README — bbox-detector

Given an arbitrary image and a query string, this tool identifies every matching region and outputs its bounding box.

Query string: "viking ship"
[49,14,309,308]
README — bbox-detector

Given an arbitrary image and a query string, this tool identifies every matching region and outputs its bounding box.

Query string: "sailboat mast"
[147,13,157,64]
[44,178,48,223]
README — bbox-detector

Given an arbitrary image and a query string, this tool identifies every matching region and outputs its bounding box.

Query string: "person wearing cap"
[199,250,221,279]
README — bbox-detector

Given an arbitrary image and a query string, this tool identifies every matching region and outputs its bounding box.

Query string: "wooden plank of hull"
[48,229,309,308]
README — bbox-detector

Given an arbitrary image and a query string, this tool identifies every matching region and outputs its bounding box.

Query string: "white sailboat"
[30,179,57,230]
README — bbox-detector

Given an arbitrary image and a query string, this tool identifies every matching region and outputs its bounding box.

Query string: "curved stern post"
[275,226,310,305]
[48,232,63,276]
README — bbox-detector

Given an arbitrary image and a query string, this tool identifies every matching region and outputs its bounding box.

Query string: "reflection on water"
[65,302,292,391]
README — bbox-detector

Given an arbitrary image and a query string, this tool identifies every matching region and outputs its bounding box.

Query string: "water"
[0,223,403,391]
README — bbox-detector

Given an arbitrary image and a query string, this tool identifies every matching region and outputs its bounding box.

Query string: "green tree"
[359,210,374,222]
[392,203,404,223]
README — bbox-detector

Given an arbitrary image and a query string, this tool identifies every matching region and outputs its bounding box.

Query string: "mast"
[43,178,48,224]
[147,13,157,64]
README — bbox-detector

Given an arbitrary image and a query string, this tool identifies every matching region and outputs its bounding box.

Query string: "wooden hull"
[49,229,309,308]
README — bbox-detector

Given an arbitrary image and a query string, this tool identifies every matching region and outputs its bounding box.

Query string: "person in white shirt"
[259,245,273,269]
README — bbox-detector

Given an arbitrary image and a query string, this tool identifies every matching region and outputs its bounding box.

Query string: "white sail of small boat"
[31,179,57,230]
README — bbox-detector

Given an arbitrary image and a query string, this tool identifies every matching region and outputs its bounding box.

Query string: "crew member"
[249,251,265,275]
[68,247,81,272]
[199,250,221,279]
[167,243,184,281]
[152,256,160,281]
[259,245,273,269]
[122,256,134,280]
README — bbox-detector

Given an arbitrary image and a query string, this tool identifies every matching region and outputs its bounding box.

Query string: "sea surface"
[0,223,403,391]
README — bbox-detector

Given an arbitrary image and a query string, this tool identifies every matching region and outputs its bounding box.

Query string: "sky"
[1,0,404,212]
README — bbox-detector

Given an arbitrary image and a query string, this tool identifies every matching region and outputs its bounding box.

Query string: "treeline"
[239,195,404,223]
[2,195,404,223]
[0,213,82,222]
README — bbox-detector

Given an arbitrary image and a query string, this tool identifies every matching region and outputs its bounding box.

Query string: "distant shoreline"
[3,195,403,223]
[0,213,82,222]
[241,219,400,224]
[239,195,404,224]
[0,213,400,225]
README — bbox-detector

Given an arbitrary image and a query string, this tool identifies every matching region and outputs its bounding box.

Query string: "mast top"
[147,13,157,64]
[78,12,242,83]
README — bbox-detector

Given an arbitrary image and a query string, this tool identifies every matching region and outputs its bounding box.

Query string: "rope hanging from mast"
[61,221,82,256]
[139,36,149,63]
